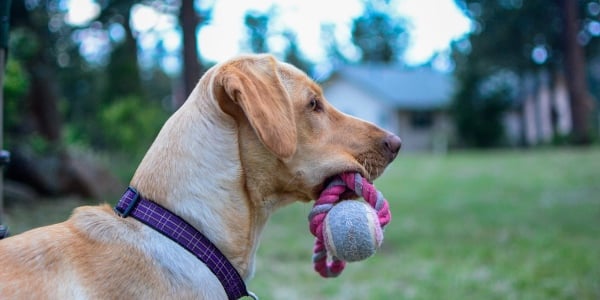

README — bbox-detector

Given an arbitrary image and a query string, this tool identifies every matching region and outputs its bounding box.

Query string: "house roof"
[326,64,454,110]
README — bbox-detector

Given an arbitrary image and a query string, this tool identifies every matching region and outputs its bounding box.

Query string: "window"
[410,111,433,129]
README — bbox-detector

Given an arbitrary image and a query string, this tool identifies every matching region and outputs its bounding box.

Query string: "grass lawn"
[249,147,600,299]
[4,147,600,299]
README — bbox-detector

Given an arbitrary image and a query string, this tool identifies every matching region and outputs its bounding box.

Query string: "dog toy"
[308,172,391,277]
[323,200,383,262]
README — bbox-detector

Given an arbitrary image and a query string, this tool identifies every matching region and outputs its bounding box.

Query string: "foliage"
[244,10,271,54]
[451,70,512,147]
[6,0,173,156]
[282,31,312,74]
[98,95,168,157]
[351,1,408,63]
[7,28,39,61]
[3,58,29,138]
[243,9,313,74]
[320,23,350,66]
[451,0,600,147]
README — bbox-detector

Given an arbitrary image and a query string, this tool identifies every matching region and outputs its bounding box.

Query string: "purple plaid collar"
[114,187,255,300]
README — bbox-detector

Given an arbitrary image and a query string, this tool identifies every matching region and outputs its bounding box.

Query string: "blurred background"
[1,0,599,299]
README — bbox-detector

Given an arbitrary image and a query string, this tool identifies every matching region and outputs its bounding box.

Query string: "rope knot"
[307,172,391,278]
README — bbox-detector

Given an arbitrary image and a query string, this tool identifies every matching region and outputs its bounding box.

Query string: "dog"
[0,54,401,299]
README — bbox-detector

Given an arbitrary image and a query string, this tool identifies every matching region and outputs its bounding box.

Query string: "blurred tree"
[5,0,174,198]
[3,59,29,140]
[10,0,63,143]
[178,0,212,106]
[452,0,599,146]
[559,0,596,144]
[351,1,408,63]
[102,1,142,105]
[321,23,349,66]
[244,10,270,54]
[6,1,120,197]
[179,0,201,104]
[282,31,312,74]
[8,0,179,149]
[451,65,513,147]
[243,9,313,74]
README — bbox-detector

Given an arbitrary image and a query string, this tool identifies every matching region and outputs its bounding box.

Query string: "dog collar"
[114,187,257,300]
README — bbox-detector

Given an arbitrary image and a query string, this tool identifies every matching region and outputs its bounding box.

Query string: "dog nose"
[383,134,402,159]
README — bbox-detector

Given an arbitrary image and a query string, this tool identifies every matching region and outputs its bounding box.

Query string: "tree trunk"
[106,10,142,103]
[178,0,201,108]
[28,65,62,142]
[0,49,5,225]
[0,0,11,226]
[560,0,595,145]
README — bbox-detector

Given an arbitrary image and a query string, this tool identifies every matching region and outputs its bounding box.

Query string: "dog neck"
[130,87,269,280]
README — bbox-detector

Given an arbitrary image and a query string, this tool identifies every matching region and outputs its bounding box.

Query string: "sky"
[196,0,472,65]
[66,0,472,70]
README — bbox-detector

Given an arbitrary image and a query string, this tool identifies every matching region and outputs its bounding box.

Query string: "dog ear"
[214,55,297,159]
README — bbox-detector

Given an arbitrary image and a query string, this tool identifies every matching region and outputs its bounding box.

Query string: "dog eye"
[309,97,323,112]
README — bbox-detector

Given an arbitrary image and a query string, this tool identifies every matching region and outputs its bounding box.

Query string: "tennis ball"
[322,200,383,262]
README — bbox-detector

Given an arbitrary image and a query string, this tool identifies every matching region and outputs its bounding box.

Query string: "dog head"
[212,54,401,204]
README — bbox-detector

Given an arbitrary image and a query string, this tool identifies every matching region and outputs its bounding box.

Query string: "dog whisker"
[283,171,302,190]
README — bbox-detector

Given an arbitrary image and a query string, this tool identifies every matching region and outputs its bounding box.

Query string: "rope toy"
[308,172,391,278]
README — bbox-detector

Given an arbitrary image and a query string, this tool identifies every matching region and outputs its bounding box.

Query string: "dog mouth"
[309,152,390,200]
[312,169,372,200]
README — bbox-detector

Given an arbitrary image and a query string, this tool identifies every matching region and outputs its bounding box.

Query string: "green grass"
[4,147,600,299]
[249,148,600,299]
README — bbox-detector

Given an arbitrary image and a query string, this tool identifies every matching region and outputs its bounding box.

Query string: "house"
[322,64,455,152]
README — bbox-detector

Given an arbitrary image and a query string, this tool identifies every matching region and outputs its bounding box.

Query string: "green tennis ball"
[323,200,383,262]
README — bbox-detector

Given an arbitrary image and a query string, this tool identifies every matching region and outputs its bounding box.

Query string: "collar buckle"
[114,187,140,218]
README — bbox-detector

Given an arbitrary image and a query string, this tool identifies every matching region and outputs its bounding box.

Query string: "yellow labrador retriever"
[0,54,401,299]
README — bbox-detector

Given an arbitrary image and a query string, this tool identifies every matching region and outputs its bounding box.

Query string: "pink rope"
[308,172,391,277]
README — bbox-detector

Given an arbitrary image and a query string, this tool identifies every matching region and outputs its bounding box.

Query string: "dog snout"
[383,134,402,160]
